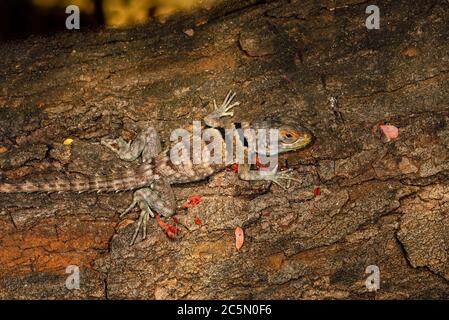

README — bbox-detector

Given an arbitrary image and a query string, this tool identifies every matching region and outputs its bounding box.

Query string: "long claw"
[225,91,236,106]
[130,210,146,246]
[268,169,301,189]
[143,212,149,240]
[213,92,239,118]
[227,101,240,110]
[271,179,285,189]
[120,200,137,218]
[224,91,233,105]
[101,139,118,153]
[222,92,235,108]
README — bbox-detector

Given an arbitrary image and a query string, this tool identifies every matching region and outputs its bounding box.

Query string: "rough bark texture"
[0,0,448,299]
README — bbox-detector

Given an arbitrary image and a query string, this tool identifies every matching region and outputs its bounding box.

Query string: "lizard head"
[277,123,313,152]
[252,117,314,154]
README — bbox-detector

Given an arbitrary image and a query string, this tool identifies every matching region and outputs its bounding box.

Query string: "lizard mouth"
[285,131,313,150]
[256,128,313,156]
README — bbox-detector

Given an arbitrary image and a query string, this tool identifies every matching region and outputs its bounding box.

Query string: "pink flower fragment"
[235,227,244,250]
[184,28,194,37]
[379,124,399,141]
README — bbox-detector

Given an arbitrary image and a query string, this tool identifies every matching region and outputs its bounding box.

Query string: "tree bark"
[0,0,448,299]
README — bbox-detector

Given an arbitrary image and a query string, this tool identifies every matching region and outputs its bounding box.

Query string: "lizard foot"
[210,90,240,119]
[101,137,131,155]
[266,167,301,190]
[120,191,155,245]
[120,188,178,245]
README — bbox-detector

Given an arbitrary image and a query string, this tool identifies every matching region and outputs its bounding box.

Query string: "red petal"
[181,195,203,208]
[194,217,203,225]
[235,227,244,250]
[166,230,177,239]
[156,214,179,238]
[379,124,399,141]
[155,214,165,228]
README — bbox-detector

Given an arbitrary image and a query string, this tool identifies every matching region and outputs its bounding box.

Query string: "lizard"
[0,91,314,245]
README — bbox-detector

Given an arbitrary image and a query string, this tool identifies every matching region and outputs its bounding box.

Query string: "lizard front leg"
[238,163,300,189]
[204,91,240,128]
[101,126,161,163]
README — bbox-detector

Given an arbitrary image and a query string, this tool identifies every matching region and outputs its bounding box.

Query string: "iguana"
[0,92,313,245]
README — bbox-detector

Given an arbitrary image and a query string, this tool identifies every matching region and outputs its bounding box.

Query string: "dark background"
[0,0,103,41]
[0,0,204,42]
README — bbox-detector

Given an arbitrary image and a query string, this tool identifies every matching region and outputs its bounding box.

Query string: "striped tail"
[0,163,156,194]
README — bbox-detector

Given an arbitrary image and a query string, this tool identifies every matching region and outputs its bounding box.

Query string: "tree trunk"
[0,0,448,299]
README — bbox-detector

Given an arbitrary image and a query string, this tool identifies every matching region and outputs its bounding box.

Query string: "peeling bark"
[0,0,449,299]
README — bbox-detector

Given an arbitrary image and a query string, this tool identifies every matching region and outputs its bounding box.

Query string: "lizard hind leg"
[120,180,176,245]
[130,202,153,246]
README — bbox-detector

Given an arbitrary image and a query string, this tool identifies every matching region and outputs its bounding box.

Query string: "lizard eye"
[278,125,313,150]
[279,127,300,144]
